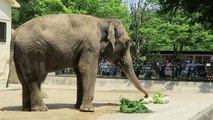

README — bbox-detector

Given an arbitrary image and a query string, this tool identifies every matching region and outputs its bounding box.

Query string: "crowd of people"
[157,58,207,80]
[56,57,210,80]
[98,60,118,77]
[158,58,179,78]
[98,58,208,80]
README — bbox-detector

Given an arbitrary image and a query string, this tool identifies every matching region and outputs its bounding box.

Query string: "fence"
[55,63,213,81]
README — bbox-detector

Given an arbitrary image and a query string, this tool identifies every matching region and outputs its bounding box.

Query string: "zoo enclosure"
[56,51,213,81]
[144,51,213,80]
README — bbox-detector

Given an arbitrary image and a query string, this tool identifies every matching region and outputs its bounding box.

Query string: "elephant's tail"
[10,29,17,56]
[6,29,17,87]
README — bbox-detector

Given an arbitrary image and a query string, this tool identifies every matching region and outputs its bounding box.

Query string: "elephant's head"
[100,19,149,98]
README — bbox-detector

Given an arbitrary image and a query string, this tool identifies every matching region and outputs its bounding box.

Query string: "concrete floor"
[0,76,213,120]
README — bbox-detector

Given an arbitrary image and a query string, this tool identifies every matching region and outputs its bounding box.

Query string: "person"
[185,59,194,80]
[133,60,140,78]
[193,63,207,80]
[164,58,172,77]
[143,61,152,79]
[99,60,110,76]
[211,56,213,70]
[158,62,166,78]
[158,57,167,78]
[174,58,182,78]
[210,56,213,78]
[113,64,118,77]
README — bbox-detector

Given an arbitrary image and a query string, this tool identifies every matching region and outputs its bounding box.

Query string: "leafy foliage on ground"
[139,92,170,104]
[119,97,152,113]
[119,92,169,113]
[152,92,169,104]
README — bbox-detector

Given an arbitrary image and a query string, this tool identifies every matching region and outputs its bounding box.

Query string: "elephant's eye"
[116,42,124,49]
[124,40,130,49]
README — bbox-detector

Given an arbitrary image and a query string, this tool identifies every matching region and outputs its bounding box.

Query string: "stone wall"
[0,0,12,81]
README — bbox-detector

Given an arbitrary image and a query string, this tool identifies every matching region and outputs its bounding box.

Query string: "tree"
[128,0,213,60]
[140,10,213,55]
[129,0,158,58]
[12,0,71,27]
[158,0,213,28]
[139,16,165,51]
[12,0,130,28]
[189,23,213,51]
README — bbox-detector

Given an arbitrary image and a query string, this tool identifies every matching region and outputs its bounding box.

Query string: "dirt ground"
[0,82,213,120]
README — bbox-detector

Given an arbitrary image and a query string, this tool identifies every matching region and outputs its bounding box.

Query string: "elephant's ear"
[107,23,115,51]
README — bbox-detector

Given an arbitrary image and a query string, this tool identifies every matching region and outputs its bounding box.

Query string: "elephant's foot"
[22,107,31,111]
[74,103,81,109]
[31,105,48,111]
[79,97,94,112]
[22,104,31,111]
[74,98,82,109]
[80,104,94,112]
[75,101,94,112]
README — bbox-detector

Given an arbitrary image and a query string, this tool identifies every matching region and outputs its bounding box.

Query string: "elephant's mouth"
[113,58,126,68]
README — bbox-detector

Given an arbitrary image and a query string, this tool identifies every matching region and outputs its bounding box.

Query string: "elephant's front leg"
[78,50,99,112]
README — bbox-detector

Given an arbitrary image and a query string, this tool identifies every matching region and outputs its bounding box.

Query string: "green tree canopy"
[12,0,130,28]
[128,0,213,60]
[12,0,213,60]
[158,0,213,28]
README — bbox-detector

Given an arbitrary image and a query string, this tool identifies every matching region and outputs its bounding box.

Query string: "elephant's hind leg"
[15,66,31,111]
[20,59,48,111]
[22,85,31,111]
[30,81,48,111]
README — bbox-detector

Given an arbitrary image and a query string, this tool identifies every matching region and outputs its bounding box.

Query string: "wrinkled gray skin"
[11,14,149,112]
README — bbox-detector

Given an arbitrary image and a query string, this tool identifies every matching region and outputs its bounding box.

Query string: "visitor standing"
[164,58,172,77]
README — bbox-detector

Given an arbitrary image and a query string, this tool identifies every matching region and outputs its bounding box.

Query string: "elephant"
[11,14,149,112]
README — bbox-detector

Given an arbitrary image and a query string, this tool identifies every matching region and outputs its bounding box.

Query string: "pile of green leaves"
[153,92,169,104]
[119,97,152,113]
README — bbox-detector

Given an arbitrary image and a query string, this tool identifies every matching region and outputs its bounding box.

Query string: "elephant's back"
[16,14,70,31]
[16,14,99,31]
[15,14,100,49]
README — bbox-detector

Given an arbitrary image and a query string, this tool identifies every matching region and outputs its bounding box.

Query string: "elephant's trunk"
[120,50,149,98]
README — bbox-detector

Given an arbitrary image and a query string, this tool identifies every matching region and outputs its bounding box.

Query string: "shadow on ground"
[199,82,213,93]
[144,80,179,91]
[1,102,119,111]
